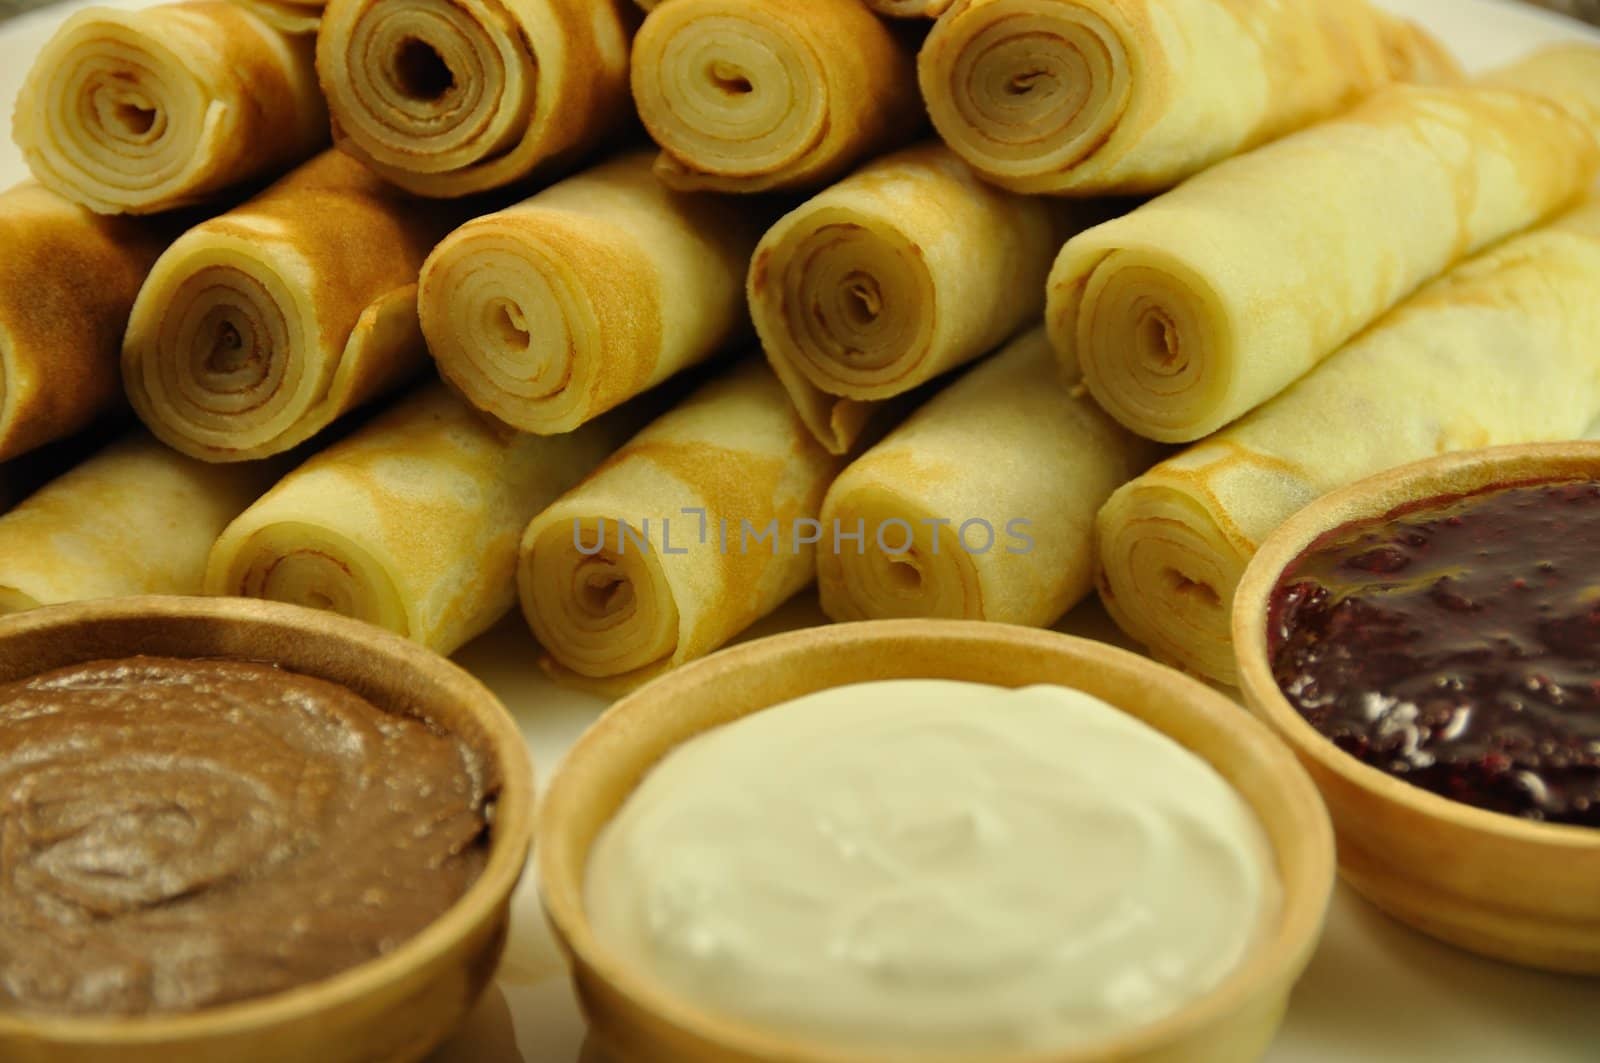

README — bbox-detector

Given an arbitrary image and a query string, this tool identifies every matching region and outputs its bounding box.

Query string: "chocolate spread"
[0,656,491,1015]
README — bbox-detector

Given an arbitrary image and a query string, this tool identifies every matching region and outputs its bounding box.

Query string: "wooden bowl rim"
[1233,441,1600,851]
[0,595,536,1044]
[540,618,1335,1063]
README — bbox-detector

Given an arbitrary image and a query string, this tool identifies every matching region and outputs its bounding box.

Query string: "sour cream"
[585,679,1279,1055]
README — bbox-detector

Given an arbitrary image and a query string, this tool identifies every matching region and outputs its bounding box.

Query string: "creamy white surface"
[585,680,1279,1055]
[5,6,1600,1063]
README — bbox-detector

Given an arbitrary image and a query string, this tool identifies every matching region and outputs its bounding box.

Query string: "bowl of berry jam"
[1233,442,1600,974]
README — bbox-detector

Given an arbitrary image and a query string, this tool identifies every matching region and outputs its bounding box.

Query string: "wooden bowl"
[540,619,1335,1063]
[1233,442,1600,973]
[0,596,536,1063]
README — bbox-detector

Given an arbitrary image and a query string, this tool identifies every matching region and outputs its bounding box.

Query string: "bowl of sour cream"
[538,619,1335,1063]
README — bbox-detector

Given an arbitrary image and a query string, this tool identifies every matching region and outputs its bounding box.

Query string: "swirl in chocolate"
[0,656,490,1015]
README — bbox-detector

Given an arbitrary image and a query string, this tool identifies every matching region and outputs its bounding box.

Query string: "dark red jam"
[1268,479,1600,827]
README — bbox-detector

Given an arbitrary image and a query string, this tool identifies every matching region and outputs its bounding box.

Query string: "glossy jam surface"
[1269,479,1600,826]
[0,656,491,1015]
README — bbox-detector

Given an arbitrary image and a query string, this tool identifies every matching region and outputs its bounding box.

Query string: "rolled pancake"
[0,183,173,463]
[750,143,1091,454]
[235,0,325,33]
[418,151,769,435]
[0,434,279,615]
[1483,44,1600,135]
[819,328,1161,627]
[630,0,922,193]
[0,428,120,520]
[1096,195,1600,686]
[518,360,846,690]
[207,383,643,656]
[866,1,955,16]
[1048,51,1600,444]
[123,151,469,463]
[918,0,1459,196]
[12,1,326,214]
[316,0,635,197]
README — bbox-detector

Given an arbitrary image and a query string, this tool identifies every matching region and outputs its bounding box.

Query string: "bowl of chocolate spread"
[1233,442,1600,976]
[0,595,535,1063]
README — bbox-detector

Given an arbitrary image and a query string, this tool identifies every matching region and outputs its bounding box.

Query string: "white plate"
[4,2,1600,1060]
